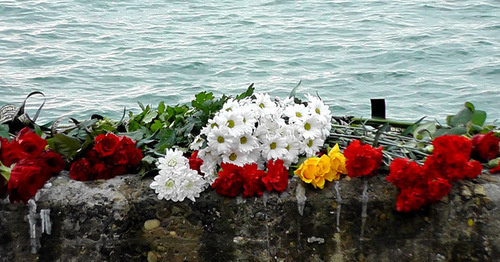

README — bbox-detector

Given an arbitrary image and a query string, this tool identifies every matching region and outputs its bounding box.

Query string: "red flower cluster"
[0,128,65,203]
[189,150,204,175]
[69,133,142,181]
[343,139,383,178]
[471,132,499,162]
[387,135,483,212]
[212,159,289,197]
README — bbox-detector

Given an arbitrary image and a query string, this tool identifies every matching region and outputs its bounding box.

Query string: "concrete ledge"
[1,172,499,262]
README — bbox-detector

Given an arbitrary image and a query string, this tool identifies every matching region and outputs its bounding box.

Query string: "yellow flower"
[294,154,332,189]
[325,144,347,181]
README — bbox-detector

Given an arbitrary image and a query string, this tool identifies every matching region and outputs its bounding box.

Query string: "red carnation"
[8,159,49,203]
[0,138,28,167]
[241,163,266,198]
[344,139,383,178]
[432,135,472,160]
[471,132,499,161]
[94,133,120,157]
[262,159,289,192]
[16,127,47,158]
[69,158,94,181]
[212,163,244,197]
[396,187,427,212]
[189,151,203,175]
[386,158,426,189]
[427,178,452,202]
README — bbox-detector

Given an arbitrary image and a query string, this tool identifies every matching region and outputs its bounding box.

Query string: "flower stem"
[360,179,369,241]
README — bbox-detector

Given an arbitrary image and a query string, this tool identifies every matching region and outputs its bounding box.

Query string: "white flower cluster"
[150,149,207,202]
[191,93,332,182]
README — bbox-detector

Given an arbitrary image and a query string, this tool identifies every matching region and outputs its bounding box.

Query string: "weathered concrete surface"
[1,171,499,262]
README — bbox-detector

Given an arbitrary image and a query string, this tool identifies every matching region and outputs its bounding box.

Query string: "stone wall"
[1,171,499,262]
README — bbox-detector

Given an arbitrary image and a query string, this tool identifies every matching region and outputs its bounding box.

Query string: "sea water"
[0,0,498,123]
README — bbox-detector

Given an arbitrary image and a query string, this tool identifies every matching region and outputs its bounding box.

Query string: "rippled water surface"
[0,0,498,122]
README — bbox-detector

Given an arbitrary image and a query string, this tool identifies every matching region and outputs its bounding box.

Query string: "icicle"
[296,182,307,216]
[27,199,41,254]
[262,191,269,207]
[40,209,51,235]
[360,179,369,240]
[334,181,342,232]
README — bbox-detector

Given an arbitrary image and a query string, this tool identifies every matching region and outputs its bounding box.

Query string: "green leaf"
[142,110,158,124]
[413,122,437,140]
[236,83,255,100]
[52,133,82,159]
[464,102,475,112]
[150,120,164,133]
[158,101,166,115]
[448,107,473,127]
[402,116,427,136]
[288,80,302,98]
[434,126,467,137]
[471,110,487,127]
[0,162,12,181]
[0,124,9,139]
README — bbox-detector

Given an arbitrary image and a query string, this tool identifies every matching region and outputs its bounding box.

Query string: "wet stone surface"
[1,171,499,262]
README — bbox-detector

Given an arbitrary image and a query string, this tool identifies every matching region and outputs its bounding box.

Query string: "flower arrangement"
[386,135,483,212]
[0,88,498,214]
[0,127,65,203]
[68,133,143,181]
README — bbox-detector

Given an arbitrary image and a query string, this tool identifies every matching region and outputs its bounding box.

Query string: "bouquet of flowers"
[0,127,65,203]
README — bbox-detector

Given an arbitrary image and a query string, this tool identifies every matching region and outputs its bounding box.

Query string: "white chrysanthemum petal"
[157,148,188,171]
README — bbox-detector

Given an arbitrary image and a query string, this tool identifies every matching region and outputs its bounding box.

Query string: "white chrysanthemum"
[157,148,188,171]
[200,118,220,136]
[254,116,286,141]
[306,94,332,125]
[214,111,250,137]
[207,126,234,154]
[261,135,288,160]
[235,132,260,153]
[253,93,280,116]
[240,105,258,128]
[189,135,205,150]
[222,98,240,112]
[150,166,206,202]
[284,103,309,124]
[221,148,250,167]
[303,137,324,157]
[198,148,221,184]
[282,135,301,166]
[175,167,207,202]
[298,116,323,140]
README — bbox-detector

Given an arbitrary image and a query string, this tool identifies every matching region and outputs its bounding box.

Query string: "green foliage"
[412,102,494,139]
[126,84,255,176]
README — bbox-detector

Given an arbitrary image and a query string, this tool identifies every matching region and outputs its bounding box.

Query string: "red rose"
[39,150,65,178]
[93,161,112,180]
[189,151,203,175]
[241,163,266,198]
[8,159,48,203]
[69,158,93,181]
[344,139,383,178]
[0,138,28,167]
[111,148,129,166]
[212,163,244,197]
[396,187,427,212]
[120,136,143,167]
[94,133,120,157]
[16,127,47,158]
[471,132,499,161]
[490,165,500,174]
[262,159,289,192]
